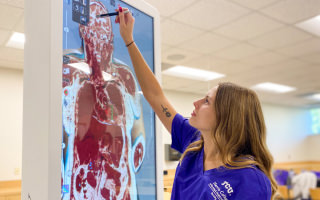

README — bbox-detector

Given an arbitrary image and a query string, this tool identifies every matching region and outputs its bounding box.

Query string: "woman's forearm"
[127,42,163,100]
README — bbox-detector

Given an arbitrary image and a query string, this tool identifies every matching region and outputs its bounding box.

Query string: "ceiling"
[0,0,320,107]
[0,0,24,69]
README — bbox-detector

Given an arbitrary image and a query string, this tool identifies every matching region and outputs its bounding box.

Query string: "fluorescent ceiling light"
[162,65,225,81]
[6,32,25,49]
[309,93,320,101]
[252,82,296,93]
[296,15,320,37]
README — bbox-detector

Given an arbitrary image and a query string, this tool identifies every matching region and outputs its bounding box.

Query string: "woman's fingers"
[116,7,134,43]
[118,7,132,24]
[114,8,119,23]
[118,8,125,26]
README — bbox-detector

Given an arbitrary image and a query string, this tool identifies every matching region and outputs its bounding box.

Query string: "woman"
[115,7,277,200]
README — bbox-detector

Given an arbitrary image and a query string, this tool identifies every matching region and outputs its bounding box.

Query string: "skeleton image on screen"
[61,1,147,199]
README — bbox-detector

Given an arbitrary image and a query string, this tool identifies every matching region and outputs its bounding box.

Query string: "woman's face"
[189,86,217,133]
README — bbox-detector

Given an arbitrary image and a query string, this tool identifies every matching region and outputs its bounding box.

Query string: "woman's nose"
[193,100,199,109]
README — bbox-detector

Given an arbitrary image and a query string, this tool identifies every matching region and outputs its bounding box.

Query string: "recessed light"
[162,65,225,81]
[6,32,25,49]
[296,15,320,37]
[252,82,296,93]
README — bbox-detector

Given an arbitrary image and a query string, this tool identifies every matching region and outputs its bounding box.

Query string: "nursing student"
[115,7,277,200]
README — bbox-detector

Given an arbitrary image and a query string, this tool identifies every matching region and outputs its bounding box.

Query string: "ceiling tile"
[209,72,256,87]
[294,65,320,79]
[0,29,11,45]
[0,47,23,62]
[171,0,250,30]
[161,47,201,65]
[0,0,24,8]
[161,43,172,53]
[177,32,236,54]
[161,19,203,46]
[230,0,278,10]
[248,26,312,50]
[161,75,178,88]
[264,59,306,73]
[175,87,197,94]
[161,75,201,90]
[298,52,320,64]
[0,59,23,70]
[261,0,320,24]
[172,86,208,96]
[239,51,289,67]
[183,81,212,91]
[0,0,318,107]
[223,59,311,86]
[162,43,172,49]
[233,67,292,86]
[250,60,312,84]
[214,61,257,76]
[214,43,266,60]
[180,55,231,71]
[13,15,23,32]
[275,38,320,57]
[214,13,284,40]
[143,0,196,17]
[161,62,175,71]
[0,4,23,29]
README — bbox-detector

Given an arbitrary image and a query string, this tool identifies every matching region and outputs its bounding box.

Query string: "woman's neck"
[202,131,223,170]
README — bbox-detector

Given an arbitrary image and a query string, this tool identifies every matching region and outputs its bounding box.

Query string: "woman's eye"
[205,98,209,103]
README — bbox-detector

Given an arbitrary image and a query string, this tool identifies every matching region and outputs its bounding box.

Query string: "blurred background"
[0,0,320,199]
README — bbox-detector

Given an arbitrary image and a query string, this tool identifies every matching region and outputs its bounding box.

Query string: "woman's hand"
[115,7,135,45]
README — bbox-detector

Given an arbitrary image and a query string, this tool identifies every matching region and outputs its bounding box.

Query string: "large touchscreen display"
[61,0,156,199]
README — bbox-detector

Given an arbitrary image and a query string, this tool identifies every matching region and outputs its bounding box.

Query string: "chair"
[310,188,320,200]
[277,185,294,200]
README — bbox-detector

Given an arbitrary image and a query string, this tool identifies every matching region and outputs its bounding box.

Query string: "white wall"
[162,89,320,170]
[262,103,314,162]
[0,68,23,181]
[162,90,203,170]
[303,134,320,160]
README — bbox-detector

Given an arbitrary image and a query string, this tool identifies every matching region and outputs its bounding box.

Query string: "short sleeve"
[171,113,199,153]
[233,168,272,200]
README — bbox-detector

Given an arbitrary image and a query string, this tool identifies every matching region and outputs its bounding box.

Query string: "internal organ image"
[61,1,146,199]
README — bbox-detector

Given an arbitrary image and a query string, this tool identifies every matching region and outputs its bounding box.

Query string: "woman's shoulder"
[171,113,200,153]
[232,166,271,194]
[233,166,270,183]
[226,166,271,198]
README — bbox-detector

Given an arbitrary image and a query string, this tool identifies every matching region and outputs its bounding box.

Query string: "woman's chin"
[189,118,196,127]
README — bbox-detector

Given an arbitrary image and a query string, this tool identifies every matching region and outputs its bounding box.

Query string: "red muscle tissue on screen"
[61,1,145,199]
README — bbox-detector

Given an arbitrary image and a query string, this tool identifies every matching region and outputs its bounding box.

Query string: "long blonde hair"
[179,82,277,198]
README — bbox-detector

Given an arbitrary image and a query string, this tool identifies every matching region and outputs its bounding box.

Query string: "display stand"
[22,0,162,199]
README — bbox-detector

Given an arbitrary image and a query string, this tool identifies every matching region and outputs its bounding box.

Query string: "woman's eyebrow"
[207,95,215,103]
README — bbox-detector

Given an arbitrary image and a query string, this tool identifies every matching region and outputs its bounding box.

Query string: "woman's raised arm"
[116,7,177,133]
